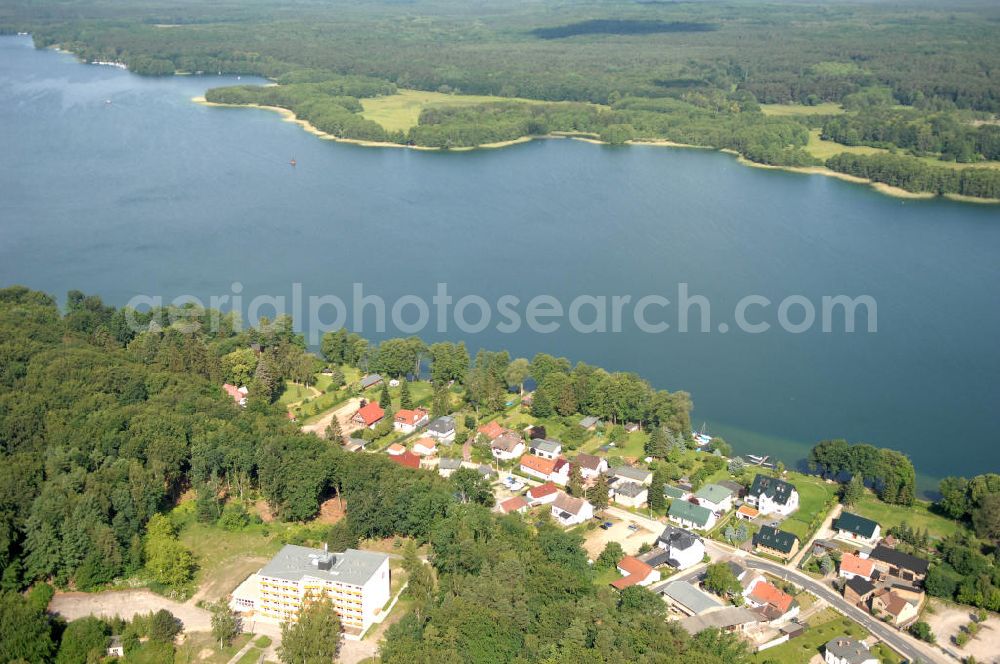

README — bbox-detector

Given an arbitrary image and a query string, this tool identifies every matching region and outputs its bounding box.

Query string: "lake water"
[2,35,998,491]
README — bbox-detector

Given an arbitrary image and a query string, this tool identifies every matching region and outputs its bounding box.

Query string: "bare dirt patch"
[301,397,362,438]
[582,515,658,559]
[254,499,275,523]
[316,497,347,525]
[50,590,212,632]
[923,599,999,663]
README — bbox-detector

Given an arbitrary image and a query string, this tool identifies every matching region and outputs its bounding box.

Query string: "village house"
[491,432,525,461]
[389,451,421,469]
[842,576,877,607]
[358,373,383,390]
[529,438,562,460]
[833,512,881,547]
[694,483,735,513]
[610,465,653,486]
[613,481,648,508]
[344,438,368,453]
[679,607,761,637]
[519,454,570,485]
[664,484,692,502]
[223,383,248,407]
[352,401,385,430]
[579,415,600,431]
[107,636,125,658]
[656,525,705,570]
[746,474,800,516]
[497,495,530,515]
[386,442,406,456]
[574,453,608,479]
[824,638,878,664]
[867,545,928,585]
[424,416,456,443]
[753,525,800,561]
[839,553,875,582]
[870,588,919,626]
[393,408,429,434]
[412,438,437,457]
[526,482,560,505]
[736,505,760,521]
[746,581,798,624]
[550,492,594,526]
[477,420,506,441]
[437,457,462,478]
[659,581,723,616]
[611,555,660,589]
[668,499,716,531]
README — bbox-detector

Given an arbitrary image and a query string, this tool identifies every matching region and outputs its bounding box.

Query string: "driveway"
[301,397,362,437]
[789,503,842,568]
[49,590,212,632]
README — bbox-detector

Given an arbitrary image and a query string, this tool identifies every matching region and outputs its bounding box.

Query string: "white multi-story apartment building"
[232,545,391,634]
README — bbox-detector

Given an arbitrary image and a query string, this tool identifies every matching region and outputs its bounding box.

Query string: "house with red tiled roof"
[839,553,875,581]
[412,437,437,457]
[393,408,429,434]
[611,555,660,589]
[353,401,385,429]
[389,451,420,469]
[747,581,798,624]
[736,505,759,521]
[870,588,918,627]
[497,496,529,515]
[520,454,570,485]
[478,421,506,441]
[526,482,559,505]
[223,383,248,407]
[386,442,406,456]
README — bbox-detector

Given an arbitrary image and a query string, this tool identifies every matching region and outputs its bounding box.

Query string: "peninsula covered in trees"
[3,0,1000,199]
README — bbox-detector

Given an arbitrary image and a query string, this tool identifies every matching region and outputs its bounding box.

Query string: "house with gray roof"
[610,465,653,486]
[359,373,383,390]
[425,416,456,443]
[679,607,760,635]
[437,457,463,477]
[529,438,562,459]
[579,415,600,430]
[612,481,648,508]
[659,581,723,616]
[824,637,878,664]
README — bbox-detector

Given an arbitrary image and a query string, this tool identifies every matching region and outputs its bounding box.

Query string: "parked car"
[600,521,613,530]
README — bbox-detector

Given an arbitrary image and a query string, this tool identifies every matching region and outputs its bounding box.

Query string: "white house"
[838,553,875,581]
[746,474,800,516]
[520,454,570,485]
[527,482,560,505]
[425,416,456,443]
[491,432,525,461]
[412,438,438,457]
[824,638,878,664]
[693,484,734,513]
[551,492,594,527]
[609,465,653,486]
[393,408,429,434]
[612,481,648,508]
[574,453,608,479]
[668,499,717,531]
[656,525,705,570]
[611,556,661,589]
[529,438,562,460]
[834,512,881,547]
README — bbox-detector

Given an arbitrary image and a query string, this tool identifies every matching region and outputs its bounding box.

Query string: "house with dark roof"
[868,545,928,584]
[579,415,600,430]
[843,576,876,607]
[669,499,716,531]
[834,512,881,546]
[656,525,705,570]
[550,492,593,526]
[437,457,462,478]
[746,474,799,516]
[574,453,607,479]
[425,416,456,443]
[753,525,800,560]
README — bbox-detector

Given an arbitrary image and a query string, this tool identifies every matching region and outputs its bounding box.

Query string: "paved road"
[707,541,947,664]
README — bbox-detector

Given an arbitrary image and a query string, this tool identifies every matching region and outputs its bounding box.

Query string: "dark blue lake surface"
[2,35,998,490]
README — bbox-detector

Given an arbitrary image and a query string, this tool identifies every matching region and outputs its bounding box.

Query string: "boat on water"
[691,422,712,446]
[289,159,297,167]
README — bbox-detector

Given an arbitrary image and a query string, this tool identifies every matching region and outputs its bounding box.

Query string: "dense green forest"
[3,0,999,197]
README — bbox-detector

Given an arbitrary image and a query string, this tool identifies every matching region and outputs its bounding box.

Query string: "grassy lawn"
[761,102,844,116]
[592,566,623,588]
[175,632,251,664]
[778,474,839,542]
[805,129,886,161]
[852,492,965,541]
[277,381,320,407]
[752,608,867,664]
[361,89,543,132]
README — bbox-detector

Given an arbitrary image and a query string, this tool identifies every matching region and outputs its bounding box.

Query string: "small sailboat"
[691,422,712,446]
[289,158,297,167]
[105,99,112,105]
